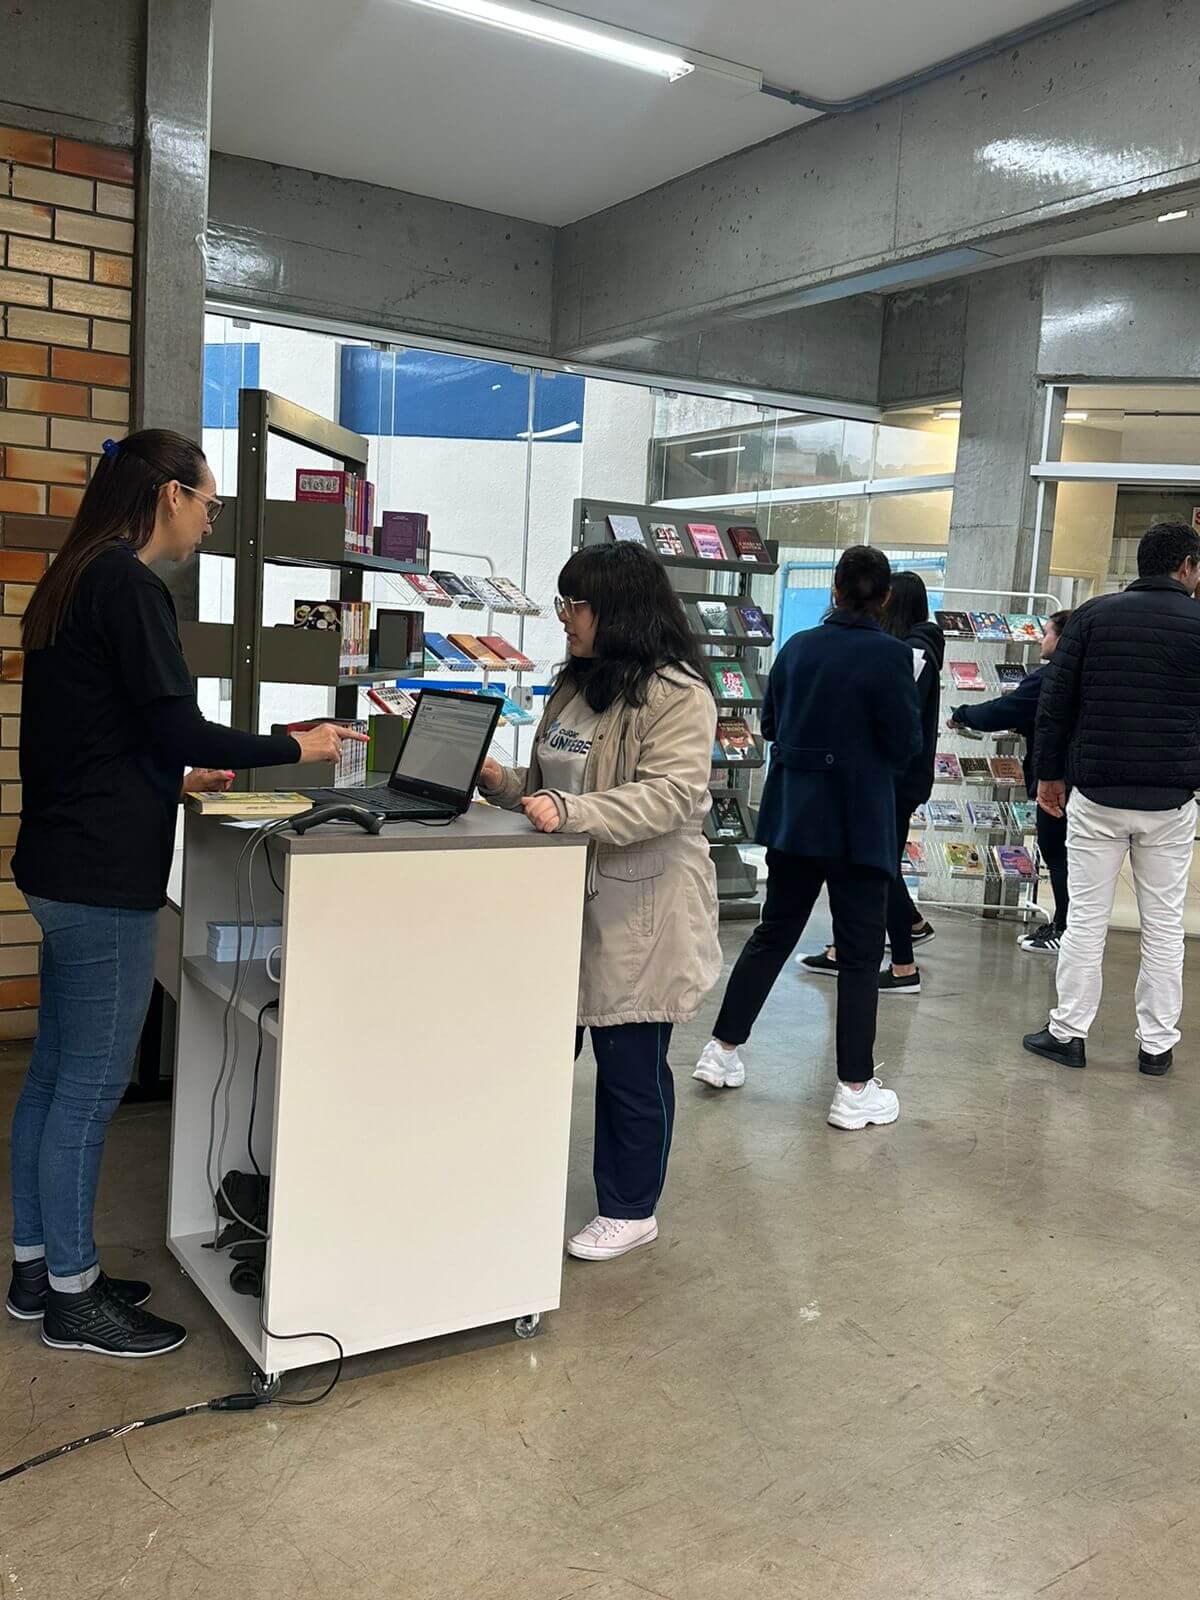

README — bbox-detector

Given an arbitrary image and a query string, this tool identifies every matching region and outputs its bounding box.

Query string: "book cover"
[187,791,313,819]
[366,685,416,718]
[944,840,985,878]
[989,756,1025,786]
[483,692,535,727]
[404,573,454,607]
[927,799,963,828]
[490,576,539,614]
[935,611,974,639]
[479,634,535,671]
[996,663,1026,693]
[727,525,770,564]
[968,611,1011,641]
[282,719,368,785]
[708,794,748,841]
[933,751,963,783]
[709,660,752,700]
[994,844,1036,881]
[687,523,727,561]
[716,718,754,759]
[430,570,484,608]
[967,800,1005,829]
[949,660,986,691]
[378,511,429,563]
[1005,613,1043,641]
[649,521,685,557]
[695,600,732,636]
[901,840,928,876]
[909,803,928,827]
[293,599,342,632]
[961,756,994,785]
[372,608,424,672]
[607,514,645,544]
[1009,800,1037,833]
[735,605,772,640]
[423,633,476,668]
[448,633,508,670]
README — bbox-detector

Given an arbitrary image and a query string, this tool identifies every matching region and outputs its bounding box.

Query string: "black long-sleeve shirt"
[15,545,299,909]
[951,665,1045,799]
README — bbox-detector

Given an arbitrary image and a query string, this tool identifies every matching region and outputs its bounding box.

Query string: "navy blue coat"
[756,611,923,876]
[951,665,1046,798]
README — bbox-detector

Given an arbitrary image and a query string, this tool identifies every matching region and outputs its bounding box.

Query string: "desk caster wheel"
[251,1369,281,1399]
[514,1314,541,1340]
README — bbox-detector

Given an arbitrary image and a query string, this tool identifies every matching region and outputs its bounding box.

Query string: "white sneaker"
[693,1039,746,1088]
[566,1215,658,1261]
[827,1076,900,1130]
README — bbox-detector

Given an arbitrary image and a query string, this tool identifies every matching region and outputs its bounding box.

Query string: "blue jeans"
[10,896,158,1288]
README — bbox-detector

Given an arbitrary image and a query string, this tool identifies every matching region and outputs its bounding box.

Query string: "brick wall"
[0,124,136,1040]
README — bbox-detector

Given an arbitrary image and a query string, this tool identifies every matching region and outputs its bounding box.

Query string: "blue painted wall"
[338,348,585,442]
[203,342,260,428]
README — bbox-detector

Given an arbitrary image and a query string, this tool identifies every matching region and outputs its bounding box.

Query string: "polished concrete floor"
[2,910,1200,1598]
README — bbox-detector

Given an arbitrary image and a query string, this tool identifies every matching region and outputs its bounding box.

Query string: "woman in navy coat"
[693,546,922,1129]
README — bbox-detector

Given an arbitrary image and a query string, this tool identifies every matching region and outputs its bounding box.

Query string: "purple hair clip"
[101,438,121,458]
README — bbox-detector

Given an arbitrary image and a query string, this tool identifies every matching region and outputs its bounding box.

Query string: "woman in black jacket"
[8,430,364,1360]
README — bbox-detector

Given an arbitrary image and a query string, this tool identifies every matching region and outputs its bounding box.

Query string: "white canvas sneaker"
[692,1039,746,1089]
[827,1076,900,1130]
[566,1215,658,1261]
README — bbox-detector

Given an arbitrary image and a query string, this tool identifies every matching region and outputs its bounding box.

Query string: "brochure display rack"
[572,498,778,914]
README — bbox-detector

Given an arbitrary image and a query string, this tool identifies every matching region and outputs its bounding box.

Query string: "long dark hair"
[832,544,892,618]
[554,542,709,713]
[23,429,207,651]
[882,570,929,639]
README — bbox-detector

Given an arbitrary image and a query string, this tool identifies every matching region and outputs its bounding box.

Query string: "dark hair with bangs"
[554,542,710,713]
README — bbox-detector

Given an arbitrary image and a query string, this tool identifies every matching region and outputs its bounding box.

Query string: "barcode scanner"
[291,802,383,835]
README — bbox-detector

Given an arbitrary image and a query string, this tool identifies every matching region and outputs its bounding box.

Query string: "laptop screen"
[392,691,498,796]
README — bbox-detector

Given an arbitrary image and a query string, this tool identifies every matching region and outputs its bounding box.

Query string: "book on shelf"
[1036,614,1052,633]
[944,840,986,878]
[933,751,963,783]
[686,523,727,561]
[949,660,986,691]
[186,791,313,819]
[960,756,993,785]
[1009,800,1037,833]
[293,599,370,673]
[296,468,360,551]
[423,633,477,668]
[927,798,963,828]
[478,634,535,671]
[735,604,772,640]
[727,525,770,564]
[993,844,1036,881]
[448,633,508,670]
[909,803,928,827]
[280,718,368,785]
[404,573,454,607]
[705,793,749,842]
[967,800,1005,829]
[372,608,424,672]
[648,521,685,557]
[489,576,540,615]
[935,610,974,638]
[996,663,1027,693]
[1005,613,1043,641]
[366,684,417,718]
[989,756,1025,786]
[968,611,1010,641]
[481,689,535,726]
[430,570,484,608]
[901,839,928,876]
[378,511,430,565]
[708,660,753,700]
[695,600,732,636]
[607,513,645,543]
[716,717,755,760]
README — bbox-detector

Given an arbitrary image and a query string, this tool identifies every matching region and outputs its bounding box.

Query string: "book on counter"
[705,793,749,842]
[1005,613,1043,641]
[448,633,508,670]
[403,572,454,607]
[993,844,1036,881]
[933,752,963,784]
[968,611,1010,641]
[686,523,727,561]
[648,521,685,557]
[960,756,994,785]
[735,604,772,640]
[431,570,484,608]
[927,799,963,828]
[901,839,928,876]
[695,600,732,636]
[377,511,430,564]
[708,660,753,700]
[607,513,645,544]
[186,791,313,819]
[996,663,1027,693]
[944,840,985,878]
[293,599,370,673]
[949,660,986,691]
[989,756,1025,786]
[727,525,770,564]
[716,717,755,760]
[423,633,477,668]
[479,634,535,671]
[967,800,1005,829]
[366,684,417,718]
[935,611,974,638]
[1009,800,1037,833]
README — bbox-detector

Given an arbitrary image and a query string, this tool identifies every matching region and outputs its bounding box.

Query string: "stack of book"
[185,791,312,820]
[293,599,371,674]
[207,921,283,962]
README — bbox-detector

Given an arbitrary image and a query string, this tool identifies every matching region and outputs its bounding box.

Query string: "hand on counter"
[182,767,235,798]
[294,723,370,765]
[522,794,562,833]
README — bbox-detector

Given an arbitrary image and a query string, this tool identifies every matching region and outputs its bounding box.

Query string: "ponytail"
[832,545,892,619]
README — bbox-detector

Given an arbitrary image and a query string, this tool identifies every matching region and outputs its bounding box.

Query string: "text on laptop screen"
[396,694,495,793]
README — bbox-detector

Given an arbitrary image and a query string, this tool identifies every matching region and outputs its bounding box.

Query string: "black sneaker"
[1138,1047,1173,1076]
[1022,1025,1086,1069]
[910,920,936,947]
[6,1259,152,1322]
[42,1277,186,1358]
[879,969,921,996]
[798,950,838,975]
[1019,923,1062,954]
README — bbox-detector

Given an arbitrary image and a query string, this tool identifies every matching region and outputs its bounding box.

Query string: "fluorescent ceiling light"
[398,0,760,83]
[1157,209,1190,223]
[1064,410,1089,421]
[691,445,746,459]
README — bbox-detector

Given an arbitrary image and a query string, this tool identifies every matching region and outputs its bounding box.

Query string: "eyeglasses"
[553,594,588,620]
[179,483,225,523]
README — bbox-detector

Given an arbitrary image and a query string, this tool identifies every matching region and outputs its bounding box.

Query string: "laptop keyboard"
[316,787,450,818]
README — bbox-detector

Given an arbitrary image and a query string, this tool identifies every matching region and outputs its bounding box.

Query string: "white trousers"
[1051,792,1196,1053]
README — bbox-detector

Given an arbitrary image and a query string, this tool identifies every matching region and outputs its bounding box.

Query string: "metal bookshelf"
[572,496,778,917]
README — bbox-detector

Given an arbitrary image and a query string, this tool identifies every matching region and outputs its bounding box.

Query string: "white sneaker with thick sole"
[692,1040,746,1088]
[566,1215,658,1261]
[827,1076,900,1130]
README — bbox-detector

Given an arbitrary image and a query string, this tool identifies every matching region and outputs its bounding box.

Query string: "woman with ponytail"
[693,545,922,1129]
[8,431,362,1359]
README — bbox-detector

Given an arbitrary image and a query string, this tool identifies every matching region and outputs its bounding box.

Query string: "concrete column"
[135,0,213,618]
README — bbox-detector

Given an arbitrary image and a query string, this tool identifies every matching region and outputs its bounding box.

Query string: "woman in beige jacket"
[480,542,720,1263]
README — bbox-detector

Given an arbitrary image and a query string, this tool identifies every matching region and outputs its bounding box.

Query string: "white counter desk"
[169,805,588,1382]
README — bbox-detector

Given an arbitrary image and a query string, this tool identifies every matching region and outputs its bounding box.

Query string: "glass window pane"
[867,488,952,546]
[873,407,959,478]
[1063,385,1200,466]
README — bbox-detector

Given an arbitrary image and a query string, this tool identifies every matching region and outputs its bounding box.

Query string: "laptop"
[302,688,503,821]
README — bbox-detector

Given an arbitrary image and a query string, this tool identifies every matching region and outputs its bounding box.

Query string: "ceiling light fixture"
[1157,209,1190,223]
[691,445,746,459]
[1064,410,1090,421]
[397,0,760,85]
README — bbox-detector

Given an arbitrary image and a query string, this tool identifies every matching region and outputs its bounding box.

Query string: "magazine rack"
[572,498,778,916]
